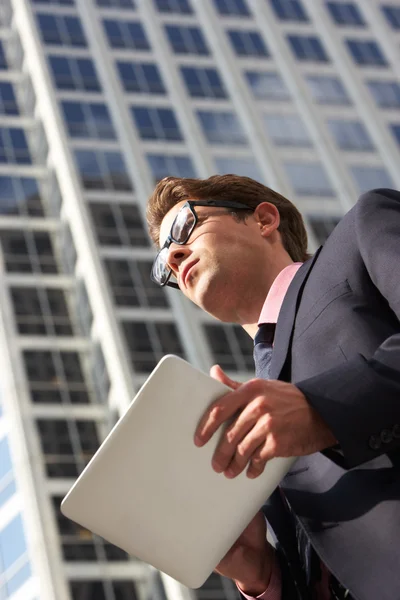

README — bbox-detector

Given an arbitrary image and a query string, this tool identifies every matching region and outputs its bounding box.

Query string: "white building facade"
[1,0,400,599]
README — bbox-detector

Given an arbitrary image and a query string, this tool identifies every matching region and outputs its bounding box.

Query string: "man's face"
[159,200,271,322]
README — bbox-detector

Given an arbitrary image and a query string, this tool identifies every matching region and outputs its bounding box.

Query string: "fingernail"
[194,435,203,446]
[225,468,235,478]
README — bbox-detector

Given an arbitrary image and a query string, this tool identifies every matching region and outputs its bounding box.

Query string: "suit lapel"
[270,247,322,381]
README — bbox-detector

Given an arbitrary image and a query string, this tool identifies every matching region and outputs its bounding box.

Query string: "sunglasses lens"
[171,205,195,243]
[152,246,170,285]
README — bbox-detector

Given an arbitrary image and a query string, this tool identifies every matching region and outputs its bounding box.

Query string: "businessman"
[146,175,400,600]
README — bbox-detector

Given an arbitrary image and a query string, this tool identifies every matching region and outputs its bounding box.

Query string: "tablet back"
[61,355,295,588]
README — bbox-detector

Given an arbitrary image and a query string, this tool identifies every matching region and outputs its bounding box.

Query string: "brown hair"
[146,174,310,262]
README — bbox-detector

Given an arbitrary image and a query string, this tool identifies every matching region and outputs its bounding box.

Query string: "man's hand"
[195,365,337,479]
[215,510,274,596]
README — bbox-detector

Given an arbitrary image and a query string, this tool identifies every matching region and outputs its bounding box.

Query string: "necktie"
[253,323,276,380]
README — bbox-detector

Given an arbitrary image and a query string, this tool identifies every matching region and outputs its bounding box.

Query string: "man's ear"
[253,202,280,237]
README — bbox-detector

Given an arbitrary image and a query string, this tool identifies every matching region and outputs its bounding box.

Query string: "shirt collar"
[258,263,303,325]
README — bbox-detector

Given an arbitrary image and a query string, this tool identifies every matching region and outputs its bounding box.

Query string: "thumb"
[210,364,241,390]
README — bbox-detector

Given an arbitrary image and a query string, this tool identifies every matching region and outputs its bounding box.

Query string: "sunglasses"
[151,199,252,288]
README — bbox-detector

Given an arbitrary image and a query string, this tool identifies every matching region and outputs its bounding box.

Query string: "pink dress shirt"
[237,263,331,600]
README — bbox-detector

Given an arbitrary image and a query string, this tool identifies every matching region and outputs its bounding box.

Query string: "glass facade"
[1,1,399,600]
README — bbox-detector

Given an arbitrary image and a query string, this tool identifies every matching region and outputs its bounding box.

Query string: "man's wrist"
[235,556,273,596]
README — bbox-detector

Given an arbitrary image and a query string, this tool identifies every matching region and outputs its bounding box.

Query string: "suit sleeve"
[295,188,400,468]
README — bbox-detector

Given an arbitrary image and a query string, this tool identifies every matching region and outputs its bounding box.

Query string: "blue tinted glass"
[215,156,263,182]
[97,0,135,6]
[141,64,165,93]
[181,67,226,98]
[37,14,61,44]
[64,16,87,47]
[246,71,290,100]
[62,102,88,137]
[0,438,12,480]
[103,19,125,47]
[306,75,350,105]
[105,152,132,191]
[77,59,101,91]
[6,562,31,596]
[190,28,209,55]
[270,0,308,22]
[228,31,247,55]
[346,40,388,66]
[214,0,250,16]
[49,56,73,89]
[249,32,269,56]
[75,150,102,188]
[147,154,196,180]
[327,120,374,150]
[0,515,27,571]
[326,2,365,26]
[284,162,335,196]
[0,480,16,507]
[127,22,150,50]
[90,104,116,139]
[288,35,329,62]
[132,107,154,138]
[351,166,393,192]
[154,0,192,12]
[390,124,400,145]
[367,80,400,108]
[382,6,400,29]
[117,62,139,91]
[8,129,31,164]
[157,108,182,140]
[0,176,16,213]
[198,111,247,145]
[0,82,19,115]
[165,25,185,52]
[0,42,7,70]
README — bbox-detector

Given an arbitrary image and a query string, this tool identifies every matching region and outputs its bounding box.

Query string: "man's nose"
[167,244,191,274]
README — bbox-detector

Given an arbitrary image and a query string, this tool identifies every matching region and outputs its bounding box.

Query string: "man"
[146,175,400,600]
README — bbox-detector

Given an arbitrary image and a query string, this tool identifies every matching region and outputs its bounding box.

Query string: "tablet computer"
[61,355,295,588]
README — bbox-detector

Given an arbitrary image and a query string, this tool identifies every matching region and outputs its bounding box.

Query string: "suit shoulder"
[356,188,400,217]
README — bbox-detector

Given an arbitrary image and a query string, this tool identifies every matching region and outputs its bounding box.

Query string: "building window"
[89,202,149,247]
[117,61,165,94]
[215,156,263,182]
[390,124,400,147]
[326,2,365,26]
[76,280,93,337]
[11,287,74,336]
[165,25,209,55]
[263,114,312,147]
[48,56,101,92]
[96,0,135,7]
[70,580,138,600]
[0,515,31,597]
[284,162,335,196]
[147,153,196,181]
[0,41,7,70]
[36,13,87,47]
[269,0,309,22]
[0,82,19,115]
[181,66,227,99]
[350,165,394,193]
[91,344,110,404]
[228,30,269,57]
[0,229,57,273]
[367,80,400,108]
[204,324,254,371]
[0,127,31,164]
[61,101,116,140]
[287,35,330,62]
[0,437,16,507]
[308,216,341,245]
[305,75,351,105]
[52,495,128,561]
[0,176,44,217]
[197,110,247,145]
[346,40,388,66]
[32,0,75,4]
[131,107,183,141]
[122,321,186,373]
[327,119,374,151]
[104,258,169,308]
[75,149,133,191]
[154,0,192,13]
[103,19,150,50]
[382,5,400,29]
[24,350,90,404]
[245,71,290,101]
[36,418,100,477]
[213,0,251,17]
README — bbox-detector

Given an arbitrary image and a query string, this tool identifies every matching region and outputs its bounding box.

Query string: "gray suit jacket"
[262,188,400,600]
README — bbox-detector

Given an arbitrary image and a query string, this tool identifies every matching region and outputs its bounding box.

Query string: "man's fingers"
[195,380,263,446]
[210,364,241,390]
